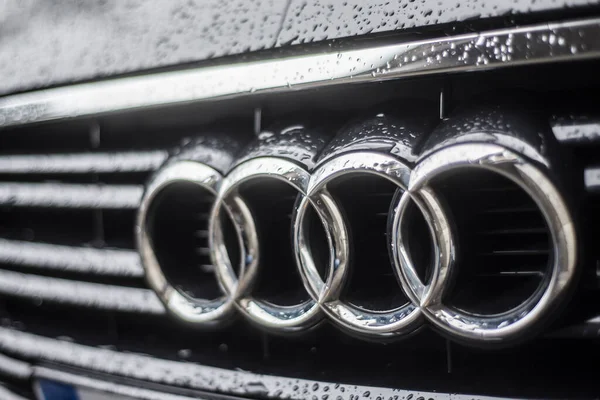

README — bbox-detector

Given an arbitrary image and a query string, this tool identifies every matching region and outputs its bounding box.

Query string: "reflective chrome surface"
[137,160,229,325]
[551,116,600,144]
[294,152,422,339]
[585,166,600,192]
[0,182,143,209]
[0,18,599,127]
[210,157,323,332]
[0,269,164,314]
[392,143,577,342]
[316,110,432,165]
[137,127,577,342]
[0,239,143,277]
[0,15,594,399]
[0,151,167,174]
[0,327,508,400]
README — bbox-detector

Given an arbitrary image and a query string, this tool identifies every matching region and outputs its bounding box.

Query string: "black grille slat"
[432,169,551,315]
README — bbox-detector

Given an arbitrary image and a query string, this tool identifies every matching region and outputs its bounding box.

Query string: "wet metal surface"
[233,123,328,170]
[0,0,598,95]
[316,111,433,165]
[0,326,505,400]
[551,116,600,143]
[0,239,143,277]
[419,105,552,167]
[171,135,247,175]
[36,367,198,400]
[0,270,165,314]
[584,166,600,192]
[0,151,168,174]
[0,0,288,95]
[0,182,143,208]
[278,0,600,46]
[1,17,600,128]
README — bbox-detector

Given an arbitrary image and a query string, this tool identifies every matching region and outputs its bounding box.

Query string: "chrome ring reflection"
[391,143,577,342]
[136,161,233,326]
[294,152,424,339]
[138,141,577,343]
[209,157,323,332]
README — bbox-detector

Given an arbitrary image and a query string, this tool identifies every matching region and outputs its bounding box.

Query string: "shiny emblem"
[138,142,576,343]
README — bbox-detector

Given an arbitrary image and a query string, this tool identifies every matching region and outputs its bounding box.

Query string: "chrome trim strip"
[0,327,503,400]
[0,18,599,127]
[34,368,199,400]
[0,182,143,209]
[0,151,167,174]
[0,353,31,380]
[584,167,600,192]
[0,270,164,314]
[0,239,144,277]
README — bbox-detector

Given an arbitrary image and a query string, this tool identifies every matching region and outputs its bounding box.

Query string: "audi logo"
[136,115,577,345]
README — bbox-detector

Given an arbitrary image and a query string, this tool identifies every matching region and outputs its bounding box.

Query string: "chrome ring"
[294,152,424,339]
[138,140,577,343]
[391,187,455,310]
[136,161,234,326]
[209,157,323,332]
[392,143,577,342]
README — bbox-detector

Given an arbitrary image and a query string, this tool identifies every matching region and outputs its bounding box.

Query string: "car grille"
[0,16,600,400]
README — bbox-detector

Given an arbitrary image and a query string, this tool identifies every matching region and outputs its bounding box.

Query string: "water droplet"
[177,348,192,359]
[258,131,274,140]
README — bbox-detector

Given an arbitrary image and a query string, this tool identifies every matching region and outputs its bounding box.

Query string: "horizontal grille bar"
[0,18,599,127]
[551,117,600,144]
[0,183,142,208]
[585,167,600,192]
[0,270,164,314]
[0,239,143,277]
[0,353,30,380]
[0,151,167,174]
[0,327,504,400]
